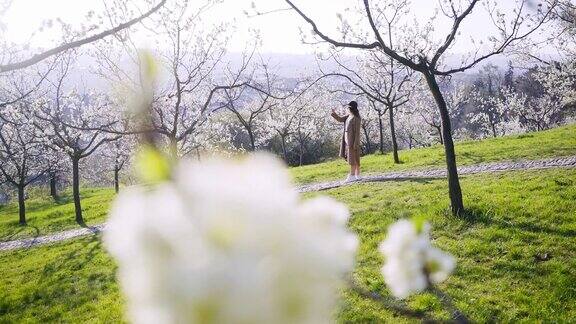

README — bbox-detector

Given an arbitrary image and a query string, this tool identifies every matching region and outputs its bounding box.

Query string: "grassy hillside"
[0,125,574,242]
[0,188,114,242]
[313,169,576,322]
[291,124,576,184]
[1,169,574,322]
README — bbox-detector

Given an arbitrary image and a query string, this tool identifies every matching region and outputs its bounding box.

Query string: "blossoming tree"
[0,102,54,224]
[35,58,120,224]
[282,0,557,215]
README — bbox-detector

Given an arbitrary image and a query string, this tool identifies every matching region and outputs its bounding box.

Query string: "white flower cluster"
[379,220,455,299]
[105,154,358,324]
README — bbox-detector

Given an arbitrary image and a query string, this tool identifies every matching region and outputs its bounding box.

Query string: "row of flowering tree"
[2,57,574,225]
[1,0,575,224]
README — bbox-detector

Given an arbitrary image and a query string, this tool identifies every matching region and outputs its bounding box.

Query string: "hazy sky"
[1,0,547,55]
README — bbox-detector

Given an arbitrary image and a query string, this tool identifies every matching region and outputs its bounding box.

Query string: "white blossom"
[379,220,455,299]
[105,154,358,324]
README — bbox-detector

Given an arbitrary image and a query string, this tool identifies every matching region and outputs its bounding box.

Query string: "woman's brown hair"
[348,101,360,118]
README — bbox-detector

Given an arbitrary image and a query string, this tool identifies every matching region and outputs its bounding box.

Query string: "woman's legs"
[354,164,360,177]
[349,163,360,177]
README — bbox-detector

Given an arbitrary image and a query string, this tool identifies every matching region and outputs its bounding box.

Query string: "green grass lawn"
[0,188,115,242]
[291,124,576,184]
[1,169,574,322]
[1,125,574,242]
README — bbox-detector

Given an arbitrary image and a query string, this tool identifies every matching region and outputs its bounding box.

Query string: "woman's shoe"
[344,174,354,182]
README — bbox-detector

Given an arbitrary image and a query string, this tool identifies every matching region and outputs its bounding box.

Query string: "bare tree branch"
[0,0,166,73]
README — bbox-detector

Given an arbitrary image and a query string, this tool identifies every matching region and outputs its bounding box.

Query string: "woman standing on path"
[331,101,362,182]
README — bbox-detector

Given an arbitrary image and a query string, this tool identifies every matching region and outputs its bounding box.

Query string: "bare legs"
[349,164,360,178]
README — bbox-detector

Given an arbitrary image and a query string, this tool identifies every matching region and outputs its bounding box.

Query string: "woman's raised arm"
[331,109,347,123]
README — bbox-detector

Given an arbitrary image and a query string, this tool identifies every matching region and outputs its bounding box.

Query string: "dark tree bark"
[114,166,120,194]
[280,135,289,163]
[423,72,464,215]
[17,185,26,225]
[49,174,58,201]
[432,125,444,145]
[71,156,84,225]
[362,123,373,154]
[491,122,497,138]
[388,104,400,164]
[247,128,256,151]
[378,114,385,154]
[298,140,305,166]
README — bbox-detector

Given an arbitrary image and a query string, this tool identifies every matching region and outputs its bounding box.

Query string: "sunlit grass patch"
[0,188,114,241]
[1,169,574,322]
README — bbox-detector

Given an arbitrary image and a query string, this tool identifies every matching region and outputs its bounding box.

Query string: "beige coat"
[332,112,361,165]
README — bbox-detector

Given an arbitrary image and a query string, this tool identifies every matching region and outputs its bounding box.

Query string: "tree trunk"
[169,136,178,159]
[49,174,58,201]
[114,166,120,194]
[72,157,84,225]
[378,114,384,154]
[247,128,256,151]
[489,116,497,138]
[434,125,444,145]
[280,135,288,163]
[362,124,372,155]
[388,105,400,164]
[424,72,464,216]
[299,141,304,166]
[17,185,26,226]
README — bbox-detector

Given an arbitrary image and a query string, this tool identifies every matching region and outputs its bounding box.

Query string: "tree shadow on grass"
[53,195,73,205]
[0,236,111,320]
[44,237,103,277]
[0,226,27,242]
[459,207,576,238]
[458,151,486,165]
[6,236,118,322]
[0,224,40,242]
[361,177,441,185]
[315,177,441,193]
